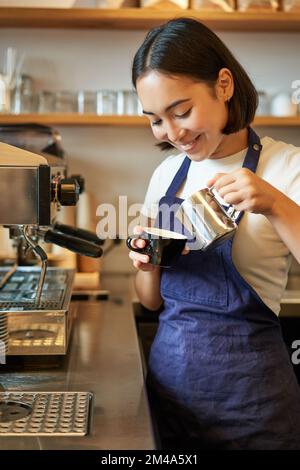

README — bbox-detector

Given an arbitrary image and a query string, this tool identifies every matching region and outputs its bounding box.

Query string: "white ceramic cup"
[270,92,298,117]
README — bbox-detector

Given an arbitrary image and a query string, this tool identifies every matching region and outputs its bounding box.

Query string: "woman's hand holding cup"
[127,226,188,270]
[128,226,158,272]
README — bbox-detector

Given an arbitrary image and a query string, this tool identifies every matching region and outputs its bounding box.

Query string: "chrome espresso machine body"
[0,141,103,358]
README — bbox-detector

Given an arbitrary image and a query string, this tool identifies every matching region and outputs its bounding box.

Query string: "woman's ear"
[216,68,234,103]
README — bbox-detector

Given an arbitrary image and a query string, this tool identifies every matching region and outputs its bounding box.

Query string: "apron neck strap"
[166,156,191,197]
[242,127,262,173]
[234,127,262,225]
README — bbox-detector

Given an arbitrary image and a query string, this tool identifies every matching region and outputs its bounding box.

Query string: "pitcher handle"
[209,186,239,221]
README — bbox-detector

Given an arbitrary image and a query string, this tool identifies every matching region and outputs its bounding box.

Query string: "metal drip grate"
[0,391,92,436]
[0,300,62,311]
[0,269,67,312]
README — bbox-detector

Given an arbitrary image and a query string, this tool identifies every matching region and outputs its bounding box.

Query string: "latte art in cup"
[142,227,187,239]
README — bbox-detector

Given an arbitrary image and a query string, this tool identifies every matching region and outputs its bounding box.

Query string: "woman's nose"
[166,125,185,143]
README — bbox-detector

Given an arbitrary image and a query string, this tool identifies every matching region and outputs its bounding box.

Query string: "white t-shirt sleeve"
[285,147,300,205]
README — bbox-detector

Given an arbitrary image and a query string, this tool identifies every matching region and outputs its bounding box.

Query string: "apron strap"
[234,127,262,225]
[242,127,262,173]
[166,156,191,198]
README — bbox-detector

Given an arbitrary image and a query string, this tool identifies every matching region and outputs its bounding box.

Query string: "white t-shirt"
[141,136,300,315]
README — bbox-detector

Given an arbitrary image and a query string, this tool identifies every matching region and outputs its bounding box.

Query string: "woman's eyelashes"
[152,118,162,126]
[175,108,192,119]
[151,108,192,126]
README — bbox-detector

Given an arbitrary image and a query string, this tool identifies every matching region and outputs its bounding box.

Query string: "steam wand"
[22,225,48,308]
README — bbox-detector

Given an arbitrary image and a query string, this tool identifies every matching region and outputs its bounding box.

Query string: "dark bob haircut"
[132,18,258,151]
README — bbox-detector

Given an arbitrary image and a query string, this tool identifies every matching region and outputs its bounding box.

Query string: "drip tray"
[0,391,93,436]
[9,329,57,341]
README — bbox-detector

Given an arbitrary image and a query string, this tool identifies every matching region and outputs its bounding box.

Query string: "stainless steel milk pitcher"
[177,187,239,251]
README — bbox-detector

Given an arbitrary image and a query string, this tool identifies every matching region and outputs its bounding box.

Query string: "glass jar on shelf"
[116,90,139,115]
[256,91,270,116]
[96,90,118,115]
[236,0,279,10]
[0,73,10,113]
[54,91,77,113]
[77,90,97,114]
[11,74,38,114]
[190,0,235,11]
[38,90,55,114]
[96,0,138,7]
[280,0,300,10]
[140,0,188,8]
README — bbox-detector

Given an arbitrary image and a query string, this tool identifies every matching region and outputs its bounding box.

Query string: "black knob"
[54,178,80,206]
[70,174,85,193]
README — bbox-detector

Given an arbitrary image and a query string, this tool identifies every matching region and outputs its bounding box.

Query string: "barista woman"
[128,18,300,449]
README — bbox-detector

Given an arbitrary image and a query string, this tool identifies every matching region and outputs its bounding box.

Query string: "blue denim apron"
[148,128,300,450]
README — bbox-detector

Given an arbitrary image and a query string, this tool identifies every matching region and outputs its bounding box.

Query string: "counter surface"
[0,274,155,450]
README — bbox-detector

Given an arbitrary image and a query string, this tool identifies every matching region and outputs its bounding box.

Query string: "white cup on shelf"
[270,92,298,117]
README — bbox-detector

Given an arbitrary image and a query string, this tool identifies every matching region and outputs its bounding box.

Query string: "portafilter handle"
[43,229,103,258]
[53,222,105,246]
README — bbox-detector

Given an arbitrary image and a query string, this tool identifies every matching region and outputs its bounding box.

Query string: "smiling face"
[137,70,247,161]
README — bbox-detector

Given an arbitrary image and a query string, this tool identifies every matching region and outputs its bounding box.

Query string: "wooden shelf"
[0,8,300,32]
[0,114,149,126]
[0,114,299,127]
[254,116,300,126]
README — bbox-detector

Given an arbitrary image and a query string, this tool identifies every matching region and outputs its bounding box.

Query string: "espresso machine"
[0,139,103,359]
